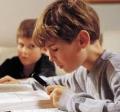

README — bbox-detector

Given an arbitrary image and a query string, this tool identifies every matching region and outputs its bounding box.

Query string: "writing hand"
[46,85,64,107]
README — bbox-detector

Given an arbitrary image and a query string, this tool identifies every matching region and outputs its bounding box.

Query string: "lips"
[55,63,63,69]
[20,56,29,62]
[59,65,63,69]
[21,57,27,60]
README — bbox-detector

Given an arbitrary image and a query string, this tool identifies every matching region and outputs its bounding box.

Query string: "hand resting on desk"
[0,75,20,84]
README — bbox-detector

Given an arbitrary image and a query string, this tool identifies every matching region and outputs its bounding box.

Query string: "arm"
[0,57,21,79]
[48,67,120,112]
[0,59,11,78]
[47,66,87,92]
[47,86,108,112]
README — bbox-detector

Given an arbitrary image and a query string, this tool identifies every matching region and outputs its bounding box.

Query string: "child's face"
[17,37,42,66]
[46,39,86,73]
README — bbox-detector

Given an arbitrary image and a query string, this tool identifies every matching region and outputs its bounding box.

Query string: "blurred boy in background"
[0,19,56,84]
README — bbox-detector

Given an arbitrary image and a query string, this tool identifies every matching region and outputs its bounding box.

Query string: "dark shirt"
[0,54,56,79]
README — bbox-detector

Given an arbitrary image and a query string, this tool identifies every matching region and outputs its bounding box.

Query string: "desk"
[12,108,65,112]
[0,88,65,112]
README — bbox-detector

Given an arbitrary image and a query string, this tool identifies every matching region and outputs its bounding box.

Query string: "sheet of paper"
[0,90,50,111]
[12,108,65,112]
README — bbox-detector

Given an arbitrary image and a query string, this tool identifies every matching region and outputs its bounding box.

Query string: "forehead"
[17,37,35,44]
[17,37,32,41]
[45,39,65,48]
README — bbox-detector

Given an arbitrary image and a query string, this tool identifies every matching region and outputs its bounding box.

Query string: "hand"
[46,85,64,107]
[0,75,20,84]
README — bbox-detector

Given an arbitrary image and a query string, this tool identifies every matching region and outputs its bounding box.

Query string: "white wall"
[91,4,120,52]
[103,31,120,52]
[0,1,120,50]
[91,4,120,32]
[0,1,119,74]
[0,0,54,47]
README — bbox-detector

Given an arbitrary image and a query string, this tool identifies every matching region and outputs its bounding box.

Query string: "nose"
[49,55,54,62]
[21,47,29,55]
[48,51,55,62]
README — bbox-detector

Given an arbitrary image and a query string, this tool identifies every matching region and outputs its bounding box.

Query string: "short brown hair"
[17,19,36,39]
[34,0,100,47]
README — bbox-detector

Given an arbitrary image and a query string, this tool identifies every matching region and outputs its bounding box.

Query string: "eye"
[28,44,36,49]
[18,43,24,48]
[51,48,58,52]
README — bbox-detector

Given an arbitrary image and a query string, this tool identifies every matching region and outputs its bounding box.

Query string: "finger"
[46,85,57,95]
[0,76,10,83]
[50,87,62,100]
[0,75,15,83]
[3,81,15,84]
[51,88,62,107]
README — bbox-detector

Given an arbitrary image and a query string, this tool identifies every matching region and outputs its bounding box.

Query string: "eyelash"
[52,48,58,52]
[29,45,35,49]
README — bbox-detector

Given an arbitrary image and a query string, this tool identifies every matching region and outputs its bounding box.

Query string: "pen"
[31,73,48,87]
[32,83,37,90]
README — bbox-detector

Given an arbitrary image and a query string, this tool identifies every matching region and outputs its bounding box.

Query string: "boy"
[0,19,56,83]
[33,0,120,112]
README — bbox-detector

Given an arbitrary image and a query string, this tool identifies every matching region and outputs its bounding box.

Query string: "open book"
[0,83,65,112]
[0,88,54,111]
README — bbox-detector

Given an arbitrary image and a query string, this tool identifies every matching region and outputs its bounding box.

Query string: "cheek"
[59,52,71,64]
[17,47,25,56]
[31,50,41,59]
[63,51,79,69]
[17,49,22,56]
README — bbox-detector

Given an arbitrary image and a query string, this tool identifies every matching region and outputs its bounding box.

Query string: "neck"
[83,40,104,71]
[23,64,35,77]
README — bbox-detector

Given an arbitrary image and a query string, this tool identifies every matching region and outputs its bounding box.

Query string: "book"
[0,89,53,111]
[0,84,33,92]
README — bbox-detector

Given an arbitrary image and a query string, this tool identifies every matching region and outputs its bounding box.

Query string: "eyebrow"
[47,43,56,48]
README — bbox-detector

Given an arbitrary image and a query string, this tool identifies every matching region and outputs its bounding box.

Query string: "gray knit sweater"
[47,50,120,112]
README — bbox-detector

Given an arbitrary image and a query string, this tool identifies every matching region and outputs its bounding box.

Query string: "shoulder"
[108,52,120,72]
[101,50,120,72]
[1,56,21,66]
[40,54,49,61]
[38,54,53,64]
[102,51,120,83]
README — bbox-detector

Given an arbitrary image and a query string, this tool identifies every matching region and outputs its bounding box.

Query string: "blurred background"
[0,0,120,65]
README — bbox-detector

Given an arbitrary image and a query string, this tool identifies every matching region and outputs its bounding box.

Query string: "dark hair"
[34,0,100,47]
[17,19,36,39]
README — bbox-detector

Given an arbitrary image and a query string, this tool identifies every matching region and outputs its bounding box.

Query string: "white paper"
[0,84,33,92]
[12,108,64,112]
[0,90,50,111]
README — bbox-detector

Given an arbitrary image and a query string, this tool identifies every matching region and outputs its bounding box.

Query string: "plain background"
[0,0,120,66]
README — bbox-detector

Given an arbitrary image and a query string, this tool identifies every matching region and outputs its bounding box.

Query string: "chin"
[21,62,30,66]
[64,66,79,73]
[64,68,74,73]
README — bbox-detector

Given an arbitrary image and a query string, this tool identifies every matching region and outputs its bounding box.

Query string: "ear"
[76,30,90,48]
[41,47,47,54]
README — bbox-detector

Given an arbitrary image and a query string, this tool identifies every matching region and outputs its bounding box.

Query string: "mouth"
[55,63,63,69]
[21,57,27,60]
[59,65,63,69]
[20,56,29,61]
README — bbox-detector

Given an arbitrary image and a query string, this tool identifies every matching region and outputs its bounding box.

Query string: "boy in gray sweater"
[29,0,120,111]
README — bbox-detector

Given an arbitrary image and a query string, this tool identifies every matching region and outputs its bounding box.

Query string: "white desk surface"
[0,85,66,112]
[12,108,65,112]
